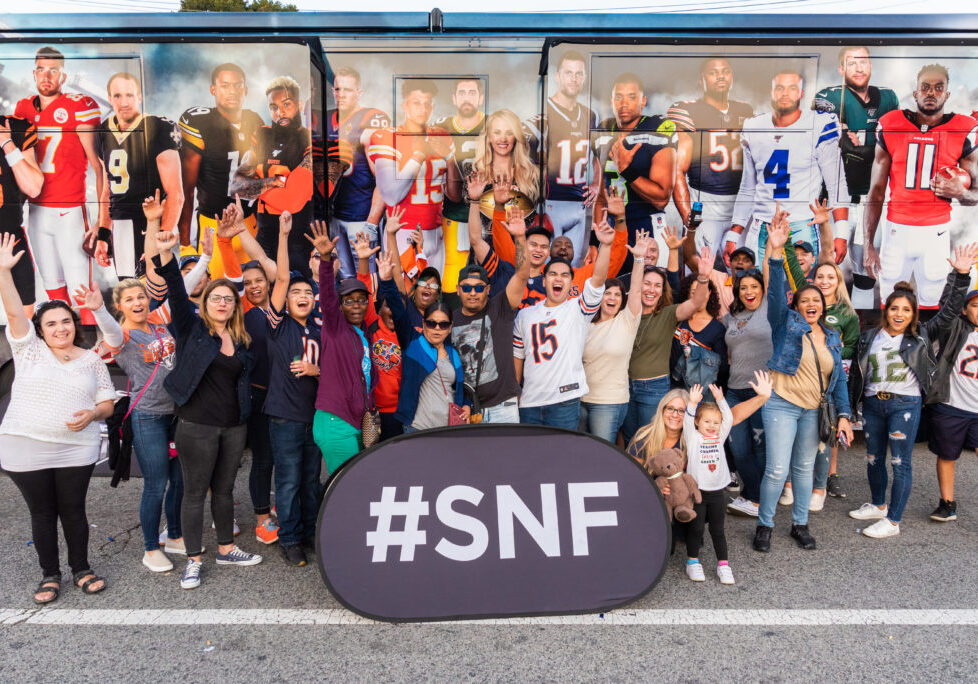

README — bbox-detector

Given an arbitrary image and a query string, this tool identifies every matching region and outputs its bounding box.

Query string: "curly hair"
[679,273,720,318]
[32,301,84,348]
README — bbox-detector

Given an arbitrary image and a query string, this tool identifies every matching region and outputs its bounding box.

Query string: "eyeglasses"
[735,268,762,278]
[418,280,440,291]
[663,406,685,416]
[342,297,368,307]
[207,294,236,305]
[310,252,321,260]
[460,283,486,294]
[424,319,452,330]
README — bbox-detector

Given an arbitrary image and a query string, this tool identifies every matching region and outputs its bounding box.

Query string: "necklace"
[63,354,70,361]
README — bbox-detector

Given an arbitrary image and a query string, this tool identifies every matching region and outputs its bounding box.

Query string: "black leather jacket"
[849,270,971,414]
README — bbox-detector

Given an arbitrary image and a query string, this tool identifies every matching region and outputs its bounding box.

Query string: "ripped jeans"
[758,392,819,528]
[862,393,921,524]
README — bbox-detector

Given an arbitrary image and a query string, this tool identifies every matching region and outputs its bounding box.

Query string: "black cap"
[457,263,489,284]
[336,278,368,297]
[729,246,755,264]
[794,240,815,254]
[965,290,978,305]
[416,267,442,287]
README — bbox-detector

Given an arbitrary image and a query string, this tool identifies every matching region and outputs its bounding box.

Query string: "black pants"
[256,217,313,279]
[684,488,728,562]
[247,387,273,516]
[380,411,403,442]
[175,418,247,557]
[7,463,95,578]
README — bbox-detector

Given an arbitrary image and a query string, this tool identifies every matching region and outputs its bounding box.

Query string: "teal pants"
[313,411,363,475]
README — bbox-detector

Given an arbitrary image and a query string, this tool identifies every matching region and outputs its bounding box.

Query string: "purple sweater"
[315,258,374,428]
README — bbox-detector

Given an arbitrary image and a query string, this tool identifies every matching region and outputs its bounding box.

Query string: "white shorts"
[26,204,91,294]
[546,199,587,267]
[690,189,736,253]
[879,220,952,307]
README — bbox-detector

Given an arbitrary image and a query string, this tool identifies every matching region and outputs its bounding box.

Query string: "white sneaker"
[716,564,735,585]
[685,561,706,582]
[862,518,900,538]
[163,537,204,555]
[142,551,173,573]
[849,503,887,520]
[778,487,794,506]
[180,559,203,589]
[727,496,759,517]
[809,492,826,512]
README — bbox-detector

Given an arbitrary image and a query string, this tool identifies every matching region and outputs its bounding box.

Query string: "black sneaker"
[790,524,817,550]
[752,525,772,552]
[826,473,846,498]
[280,544,308,567]
[930,499,958,522]
[300,536,316,551]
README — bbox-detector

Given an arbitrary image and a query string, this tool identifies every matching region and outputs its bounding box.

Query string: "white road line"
[2,608,978,626]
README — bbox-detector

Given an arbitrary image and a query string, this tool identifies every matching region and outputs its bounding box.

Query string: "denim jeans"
[580,401,628,443]
[621,376,671,446]
[247,387,273,516]
[519,397,581,430]
[726,387,765,503]
[269,418,323,546]
[131,410,182,552]
[481,398,520,425]
[863,394,921,524]
[758,392,820,527]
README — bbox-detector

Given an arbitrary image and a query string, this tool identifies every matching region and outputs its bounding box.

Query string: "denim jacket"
[766,258,851,419]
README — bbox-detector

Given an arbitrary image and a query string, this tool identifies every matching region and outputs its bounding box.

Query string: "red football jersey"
[877,109,978,225]
[365,126,449,231]
[14,92,101,207]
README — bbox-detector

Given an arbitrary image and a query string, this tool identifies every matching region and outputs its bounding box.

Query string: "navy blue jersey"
[0,115,37,229]
[667,98,753,195]
[244,306,271,388]
[262,306,321,423]
[524,97,596,202]
[327,106,390,221]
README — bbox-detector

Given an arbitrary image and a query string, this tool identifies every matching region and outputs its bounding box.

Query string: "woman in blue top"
[753,217,853,553]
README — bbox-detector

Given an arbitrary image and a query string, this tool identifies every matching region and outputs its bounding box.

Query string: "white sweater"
[683,398,734,492]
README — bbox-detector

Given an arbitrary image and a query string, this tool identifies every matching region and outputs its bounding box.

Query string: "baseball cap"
[336,278,368,297]
[457,264,489,284]
[729,246,756,264]
[179,254,201,269]
[794,240,815,254]
[965,290,978,305]
[416,267,442,288]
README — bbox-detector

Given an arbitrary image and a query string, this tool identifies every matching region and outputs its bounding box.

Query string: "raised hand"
[505,206,526,238]
[410,229,424,253]
[807,198,830,227]
[73,284,104,311]
[279,210,292,235]
[688,383,703,406]
[466,170,488,201]
[606,183,626,218]
[386,206,406,235]
[697,245,715,279]
[199,226,214,258]
[767,203,791,252]
[492,166,515,204]
[353,231,381,261]
[662,223,685,251]
[708,383,724,402]
[748,369,773,400]
[593,210,615,246]
[156,227,178,253]
[306,219,339,259]
[628,229,652,259]
[217,196,246,239]
[377,249,395,281]
[948,241,978,274]
[142,190,165,222]
[0,232,26,271]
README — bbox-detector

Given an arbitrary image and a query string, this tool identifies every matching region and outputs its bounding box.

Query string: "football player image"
[812,46,899,308]
[14,46,105,312]
[592,72,677,274]
[178,62,264,276]
[366,78,452,274]
[668,57,754,252]
[0,113,43,315]
[326,66,390,278]
[523,50,601,267]
[93,72,182,279]
[438,78,486,291]
[230,76,314,277]
[864,64,978,307]
[726,69,851,267]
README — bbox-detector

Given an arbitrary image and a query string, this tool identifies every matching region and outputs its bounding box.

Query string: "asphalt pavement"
[2,440,978,681]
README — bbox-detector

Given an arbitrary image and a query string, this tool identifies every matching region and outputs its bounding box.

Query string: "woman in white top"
[0,234,115,603]
[581,230,651,442]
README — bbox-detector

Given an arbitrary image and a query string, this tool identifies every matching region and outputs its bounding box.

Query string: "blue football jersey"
[327,106,390,221]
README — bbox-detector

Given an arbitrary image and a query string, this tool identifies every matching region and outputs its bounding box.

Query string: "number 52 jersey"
[731,109,850,226]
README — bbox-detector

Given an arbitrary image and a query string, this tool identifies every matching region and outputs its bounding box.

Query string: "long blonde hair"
[473,108,539,204]
[629,389,690,474]
[200,278,251,348]
[814,262,854,313]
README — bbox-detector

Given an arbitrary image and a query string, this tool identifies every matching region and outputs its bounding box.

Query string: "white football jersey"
[948,329,978,415]
[731,109,850,226]
[514,279,604,408]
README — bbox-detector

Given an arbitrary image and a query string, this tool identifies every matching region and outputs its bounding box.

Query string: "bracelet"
[634,257,645,264]
[620,165,641,184]
[696,276,709,284]
[722,229,743,246]
[97,227,112,243]
[4,147,23,167]
[1,139,15,152]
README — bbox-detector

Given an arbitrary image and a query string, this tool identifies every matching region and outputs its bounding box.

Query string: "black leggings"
[684,488,728,562]
[7,463,95,578]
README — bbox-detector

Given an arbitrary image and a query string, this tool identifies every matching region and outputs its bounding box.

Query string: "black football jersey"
[179,106,263,217]
[95,114,179,220]
[253,123,312,221]
[523,97,596,202]
[666,98,753,195]
[0,115,37,228]
[434,113,485,222]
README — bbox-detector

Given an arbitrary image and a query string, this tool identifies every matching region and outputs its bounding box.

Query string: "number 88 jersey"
[94,114,179,219]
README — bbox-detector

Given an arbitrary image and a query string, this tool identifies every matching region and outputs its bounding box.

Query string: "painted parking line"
[2,608,978,626]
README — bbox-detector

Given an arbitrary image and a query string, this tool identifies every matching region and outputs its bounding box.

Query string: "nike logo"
[59,211,70,217]
[937,231,947,237]
[272,149,281,157]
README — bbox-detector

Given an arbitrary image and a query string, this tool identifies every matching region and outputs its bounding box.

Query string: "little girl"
[683,383,735,585]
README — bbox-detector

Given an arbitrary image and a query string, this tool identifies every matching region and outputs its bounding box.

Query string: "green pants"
[313,410,363,475]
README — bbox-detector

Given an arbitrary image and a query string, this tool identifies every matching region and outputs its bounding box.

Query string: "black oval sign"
[316,424,671,622]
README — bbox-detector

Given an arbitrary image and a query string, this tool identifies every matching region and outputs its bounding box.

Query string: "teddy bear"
[648,448,701,523]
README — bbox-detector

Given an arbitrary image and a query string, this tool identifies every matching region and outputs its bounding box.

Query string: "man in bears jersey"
[591,72,677,274]
[366,78,452,275]
[231,76,314,278]
[668,56,754,253]
[523,50,601,268]
[864,63,978,307]
[438,77,486,292]
[725,69,851,267]
[812,46,899,309]
[93,72,182,279]
[178,62,265,277]
[0,112,43,316]
[326,66,390,279]
[14,46,105,320]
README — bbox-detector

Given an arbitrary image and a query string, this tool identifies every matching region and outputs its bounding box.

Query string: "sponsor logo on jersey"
[54,108,68,124]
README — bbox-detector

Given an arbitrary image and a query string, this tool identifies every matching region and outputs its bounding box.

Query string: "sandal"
[72,570,107,595]
[33,575,62,605]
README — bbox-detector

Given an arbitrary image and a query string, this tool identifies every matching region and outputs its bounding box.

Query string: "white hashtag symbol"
[366,486,429,562]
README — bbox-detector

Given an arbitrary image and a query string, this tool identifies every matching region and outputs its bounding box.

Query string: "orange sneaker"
[255,518,279,545]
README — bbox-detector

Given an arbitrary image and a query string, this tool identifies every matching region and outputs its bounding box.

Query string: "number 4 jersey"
[876,109,978,226]
[513,279,604,408]
[732,109,850,226]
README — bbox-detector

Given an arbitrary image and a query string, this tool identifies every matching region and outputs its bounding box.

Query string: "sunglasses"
[424,319,452,330]
[735,267,762,278]
[418,280,440,291]
[460,283,486,294]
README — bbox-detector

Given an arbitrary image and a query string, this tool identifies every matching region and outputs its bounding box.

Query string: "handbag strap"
[436,352,452,400]
[123,326,165,423]
[805,332,828,399]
